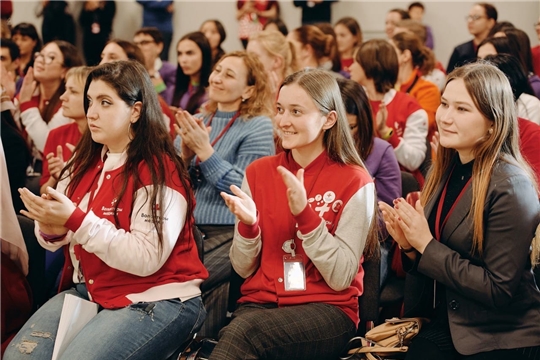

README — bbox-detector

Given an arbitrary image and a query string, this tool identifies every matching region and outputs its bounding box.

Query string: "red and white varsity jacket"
[231,150,376,326]
[36,147,208,309]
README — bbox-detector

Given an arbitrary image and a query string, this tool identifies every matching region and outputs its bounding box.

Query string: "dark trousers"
[406,322,540,360]
[198,225,235,338]
[210,302,356,360]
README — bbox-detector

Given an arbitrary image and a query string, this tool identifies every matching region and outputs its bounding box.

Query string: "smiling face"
[200,21,222,51]
[60,75,85,120]
[436,78,492,162]
[385,11,402,39]
[275,83,332,156]
[86,79,140,153]
[100,42,128,64]
[208,56,253,111]
[177,39,203,77]
[33,42,66,82]
[334,23,356,56]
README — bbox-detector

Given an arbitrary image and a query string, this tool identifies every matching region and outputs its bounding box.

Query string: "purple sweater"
[159,60,177,105]
[364,138,402,206]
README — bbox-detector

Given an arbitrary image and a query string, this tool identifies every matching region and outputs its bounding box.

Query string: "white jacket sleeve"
[20,107,72,153]
[394,109,428,171]
[72,185,187,277]
[302,183,376,291]
[229,176,262,278]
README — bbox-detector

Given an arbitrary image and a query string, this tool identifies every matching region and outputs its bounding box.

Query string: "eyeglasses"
[34,52,61,65]
[134,40,155,46]
[465,15,487,22]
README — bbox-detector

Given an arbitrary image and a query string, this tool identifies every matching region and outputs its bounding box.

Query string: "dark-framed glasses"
[465,15,486,22]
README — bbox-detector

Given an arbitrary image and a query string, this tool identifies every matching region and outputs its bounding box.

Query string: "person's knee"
[221,312,261,342]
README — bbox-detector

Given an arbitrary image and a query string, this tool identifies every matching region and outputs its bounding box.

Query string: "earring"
[488,128,493,135]
[241,97,246,103]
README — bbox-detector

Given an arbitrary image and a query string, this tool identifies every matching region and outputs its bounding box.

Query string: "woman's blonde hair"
[204,51,274,119]
[65,66,93,87]
[249,30,298,79]
[422,62,538,256]
[280,69,379,258]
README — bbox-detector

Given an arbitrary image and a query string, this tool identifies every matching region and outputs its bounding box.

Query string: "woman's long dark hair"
[62,61,194,249]
[336,78,375,160]
[171,32,212,114]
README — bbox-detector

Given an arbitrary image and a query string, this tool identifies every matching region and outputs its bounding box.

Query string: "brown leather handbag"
[340,317,427,360]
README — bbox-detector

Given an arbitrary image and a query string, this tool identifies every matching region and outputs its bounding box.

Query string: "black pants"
[406,323,540,360]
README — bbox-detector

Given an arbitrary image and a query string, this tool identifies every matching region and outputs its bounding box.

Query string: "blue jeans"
[4,285,206,360]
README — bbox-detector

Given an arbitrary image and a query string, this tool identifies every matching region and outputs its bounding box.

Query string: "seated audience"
[0,85,31,213]
[484,54,540,180]
[17,40,83,155]
[408,2,434,49]
[477,37,540,124]
[247,29,297,99]
[393,19,447,90]
[11,23,41,80]
[385,8,410,40]
[200,19,227,68]
[391,31,441,141]
[134,27,177,104]
[211,68,378,360]
[350,39,428,185]
[4,61,208,360]
[99,38,177,138]
[170,32,212,115]
[40,66,92,194]
[287,25,341,77]
[174,51,275,338]
[338,77,401,285]
[1,38,21,96]
[493,28,540,98]
[263,18,288,36]
[380,62,540,359]
[447,3,497,72]
[334,17,363,77]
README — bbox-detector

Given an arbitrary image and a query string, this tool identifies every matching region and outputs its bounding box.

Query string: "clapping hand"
[19,187,77,236]
[277,166,307,216]
[174,110,213,162]
[380,198,433,254]
[19,67,37,104]
[46,144,73,180]
[221,185,257,226]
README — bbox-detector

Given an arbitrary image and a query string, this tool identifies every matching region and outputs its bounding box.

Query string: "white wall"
[10,0,540,69]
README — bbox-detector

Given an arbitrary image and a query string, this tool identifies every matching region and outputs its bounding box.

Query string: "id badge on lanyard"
[282,239,306,291]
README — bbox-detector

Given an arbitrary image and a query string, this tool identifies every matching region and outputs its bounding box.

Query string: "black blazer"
[404,158,540,355]
[446,40,477,73]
